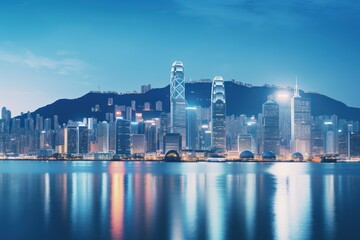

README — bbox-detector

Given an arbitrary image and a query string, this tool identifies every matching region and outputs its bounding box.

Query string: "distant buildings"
[2,62,360,161]
[141,84,151,93]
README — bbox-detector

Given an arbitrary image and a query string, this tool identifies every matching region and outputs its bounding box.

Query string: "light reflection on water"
[0,161,359,239]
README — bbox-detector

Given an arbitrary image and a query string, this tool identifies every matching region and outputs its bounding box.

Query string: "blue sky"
[1,0,360,115]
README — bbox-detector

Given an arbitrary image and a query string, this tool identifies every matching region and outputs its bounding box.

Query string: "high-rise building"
[349,132,360,157]
[97,121,109,153]
[115,118,131,157]
[108,121,116,152]
[170,61,186,148]
[146,123,157,153]
[131,134,146,157]
[158,112,168,153]
[186,106,198,150]
[311,116,325,155]
[262,97,280,155]
[275,91,291,149]
[66,125,78,155]
[211,76,226,153]
[78,125,89,154]
[290,81,311,156]
[324,121,336,154]
[199,122,211,150]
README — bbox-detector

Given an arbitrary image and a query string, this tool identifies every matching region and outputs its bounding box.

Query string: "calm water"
[0,161,359,240]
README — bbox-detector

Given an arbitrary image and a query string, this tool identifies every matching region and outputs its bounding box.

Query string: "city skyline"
[1,0,360,115]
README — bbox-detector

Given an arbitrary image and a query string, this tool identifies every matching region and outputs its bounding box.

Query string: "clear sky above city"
[0,0,359,115]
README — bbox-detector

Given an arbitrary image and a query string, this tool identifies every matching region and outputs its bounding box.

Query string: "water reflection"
[0,161,359,239]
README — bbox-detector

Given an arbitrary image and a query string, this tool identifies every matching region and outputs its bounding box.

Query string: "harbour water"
[0,161,359,240]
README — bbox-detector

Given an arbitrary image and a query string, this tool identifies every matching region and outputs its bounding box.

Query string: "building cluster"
[1,61,360,160]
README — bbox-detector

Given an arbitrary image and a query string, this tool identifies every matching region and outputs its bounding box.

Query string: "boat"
[207,153,226,162]
[312,154,339,163]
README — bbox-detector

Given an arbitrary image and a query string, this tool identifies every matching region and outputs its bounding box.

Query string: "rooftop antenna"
[294,76,300,97]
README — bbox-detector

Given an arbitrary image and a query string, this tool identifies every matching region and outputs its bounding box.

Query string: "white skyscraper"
[97,121,109,153]
[211,76,226,153]
[290,80,311,157]
[170,61,186,148]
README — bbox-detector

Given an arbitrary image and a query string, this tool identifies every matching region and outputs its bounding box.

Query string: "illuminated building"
[164,133,182,153]
[146,123,157,153]
[66,125,78,154]
[186,106,198,150]
[261,97,280,155]
[78,124,89,154]
[290,81,311,156]
[158,112,168,153]
[109,121,116,152]
[349,132,360,157]
[97,121,109,153]
[115,118,131,157]
[131,134,146,157]
[170,61,186,148]
[211,76,226,153]
[238,134,252,153]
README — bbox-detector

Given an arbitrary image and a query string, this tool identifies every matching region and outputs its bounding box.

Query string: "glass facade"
[211,76,226,153]
[170,61,186,148]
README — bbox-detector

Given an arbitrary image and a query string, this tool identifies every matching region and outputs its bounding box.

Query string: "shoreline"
[0,158,359,163]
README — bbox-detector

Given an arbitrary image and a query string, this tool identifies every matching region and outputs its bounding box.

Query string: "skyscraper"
[186,106,198,150]
[211,76,226,153]
[115,118,131,158]
[262,97,280,155]
[66,125,78,155]
[170,61,186,148]
[290,81,311,157]
[97,121,109,153]
[78,124,89,154]
[158,112,168,153]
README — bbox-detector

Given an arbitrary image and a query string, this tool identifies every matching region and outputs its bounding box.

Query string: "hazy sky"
[1,0,360,115]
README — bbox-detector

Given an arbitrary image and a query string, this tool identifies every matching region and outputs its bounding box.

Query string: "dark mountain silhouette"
[18,81,360,124]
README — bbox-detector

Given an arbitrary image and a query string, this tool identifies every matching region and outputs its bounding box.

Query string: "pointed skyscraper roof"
[294,76,300,98]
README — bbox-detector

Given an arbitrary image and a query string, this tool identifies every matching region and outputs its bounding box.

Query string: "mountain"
[18,81,360,124]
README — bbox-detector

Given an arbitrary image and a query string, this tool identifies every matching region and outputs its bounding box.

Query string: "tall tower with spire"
[290,79,311,158]
[170,61,186,149]
[211,76,226,153]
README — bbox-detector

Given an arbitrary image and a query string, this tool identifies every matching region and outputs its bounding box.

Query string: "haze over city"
[1,0,360,115]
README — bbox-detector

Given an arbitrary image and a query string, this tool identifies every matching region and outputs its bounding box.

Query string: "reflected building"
[290,81,311,157]
[211,76,226,153]
[170,61,186,148]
